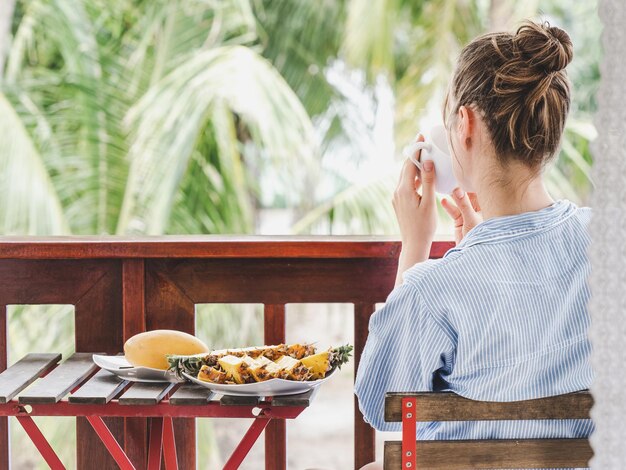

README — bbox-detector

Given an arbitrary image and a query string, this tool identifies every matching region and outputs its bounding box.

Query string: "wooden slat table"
[0,353,312,470]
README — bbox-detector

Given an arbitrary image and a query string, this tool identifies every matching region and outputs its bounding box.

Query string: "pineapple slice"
[286,343,316,359]
[218,355,249,384]
[212,344,287,360]
[275,355,312,381]
[242,355,273,382]
[300,351,330,380]
[197,365,227,384]
[252,360,284,382]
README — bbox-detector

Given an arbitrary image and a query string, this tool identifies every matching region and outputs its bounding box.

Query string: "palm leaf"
[0,92,68,234]
[118,45,316,234]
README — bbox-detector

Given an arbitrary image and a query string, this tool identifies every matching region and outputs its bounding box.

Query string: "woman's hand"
[392,134,437,285]
[441,188,483,245]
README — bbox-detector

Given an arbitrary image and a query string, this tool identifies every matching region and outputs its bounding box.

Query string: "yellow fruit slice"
[124,329,210,370]
[300,351,330,379]
[275,355,311,380]
[242,356,273,382]
[285,343,316,359]
[218,355,249,384]
[198,365,227,384]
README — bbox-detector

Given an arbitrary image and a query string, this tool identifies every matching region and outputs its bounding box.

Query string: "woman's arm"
[392,145,438,286]
[354,283,455,431]
[395,246,431,287]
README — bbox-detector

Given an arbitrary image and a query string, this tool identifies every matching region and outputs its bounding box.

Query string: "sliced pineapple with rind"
[300,351,330,379]
[275,355,312,380]
[197,365,227,384]
[218,355,249,384]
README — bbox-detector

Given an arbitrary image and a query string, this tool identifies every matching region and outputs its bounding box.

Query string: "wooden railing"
[0,236,454,469]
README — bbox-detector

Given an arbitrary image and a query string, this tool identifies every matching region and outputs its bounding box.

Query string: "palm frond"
[342,0,398,79]
[118,45,316,234]
[292,168,398,235]
[0,93,68,234]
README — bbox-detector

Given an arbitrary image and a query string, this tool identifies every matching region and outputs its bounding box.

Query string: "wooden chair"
[383,391,594,469]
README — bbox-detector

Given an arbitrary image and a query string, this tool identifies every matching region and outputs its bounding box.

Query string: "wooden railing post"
[0,304,7,469]
[0,236,445,469]
[122,259,148,468]
[145,262,196,470]
[264,304,287,469]
[354,302,376,469]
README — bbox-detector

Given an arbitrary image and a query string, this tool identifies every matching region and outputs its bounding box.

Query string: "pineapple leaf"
[330,344,353,370]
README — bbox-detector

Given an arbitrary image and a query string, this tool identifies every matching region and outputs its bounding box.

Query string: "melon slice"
[124,329,209,370]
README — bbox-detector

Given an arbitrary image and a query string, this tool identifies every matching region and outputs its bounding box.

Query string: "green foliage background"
[0,0,600,467]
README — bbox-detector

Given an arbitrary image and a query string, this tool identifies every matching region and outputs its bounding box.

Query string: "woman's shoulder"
[574,204,592,223]
[402,254,463,290]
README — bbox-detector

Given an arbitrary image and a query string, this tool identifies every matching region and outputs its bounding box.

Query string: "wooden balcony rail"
[0,236,454,469]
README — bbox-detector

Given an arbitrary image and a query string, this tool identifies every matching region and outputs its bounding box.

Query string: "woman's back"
[355,200,593,439]
[411,199,592,403]
[354,21,593,458]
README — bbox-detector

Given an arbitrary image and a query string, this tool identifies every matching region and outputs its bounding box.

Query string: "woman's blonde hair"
[444,20,573,168]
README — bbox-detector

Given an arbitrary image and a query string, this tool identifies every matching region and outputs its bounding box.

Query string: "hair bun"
[514,21,573,73]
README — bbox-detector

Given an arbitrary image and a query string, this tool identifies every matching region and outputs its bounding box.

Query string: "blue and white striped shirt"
[355,199,593,442]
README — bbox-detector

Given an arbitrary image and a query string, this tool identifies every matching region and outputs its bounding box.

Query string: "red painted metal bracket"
[1,401,305,470]
[16,415,66,470]
[223,417,272,470]
[401,397,417,469]
[86,416,136,470]
[147,417,163,470]
[162,416,179,470]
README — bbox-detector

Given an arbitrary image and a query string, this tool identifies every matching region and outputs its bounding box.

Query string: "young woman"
[355,19,593,464]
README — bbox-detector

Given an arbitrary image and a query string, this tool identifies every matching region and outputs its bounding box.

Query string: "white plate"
[92,355,183,383]
[182,370,336,397]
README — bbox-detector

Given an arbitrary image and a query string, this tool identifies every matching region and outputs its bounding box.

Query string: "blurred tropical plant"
[0,0,600,467]
[0,0,600,237]
[293,0,600,234]
[0,0,317,236]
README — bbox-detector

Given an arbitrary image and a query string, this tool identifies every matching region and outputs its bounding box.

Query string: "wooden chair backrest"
[383,391,594,469]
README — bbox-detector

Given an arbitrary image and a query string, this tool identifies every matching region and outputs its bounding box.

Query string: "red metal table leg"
[16,416,66,470]
[86,416,136,470]
[223,418,271,470]
[162,417,179,470]
[148,417,163,470]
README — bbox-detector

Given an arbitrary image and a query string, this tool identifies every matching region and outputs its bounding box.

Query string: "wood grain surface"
[0,237,441,469]
[263,304,287,470]
[118,382,174,406]
[384,439,593,469]
[69,369,128,405]
[0,236,456,259]
[0,353,61,403]
[19,353,97,404]
[384,391,593,422]
[169,385,214,405]
[354,303,377,469]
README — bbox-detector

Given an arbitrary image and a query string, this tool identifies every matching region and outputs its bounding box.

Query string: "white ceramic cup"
[402,124,458,195]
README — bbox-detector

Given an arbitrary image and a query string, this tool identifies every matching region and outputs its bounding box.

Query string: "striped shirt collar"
[453,199,577,250]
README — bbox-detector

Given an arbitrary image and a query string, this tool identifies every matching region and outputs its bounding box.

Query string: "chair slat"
[69,370,128,404]
[118,382,174,405]
[384,439,593,469]
[272,389,315,407]
[0,353,62,403]
[19,353,97,404]
[384,391,593,422]
[169,384,214,405]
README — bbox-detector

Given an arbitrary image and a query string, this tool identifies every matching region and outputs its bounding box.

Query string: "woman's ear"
[458,105,474,152]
